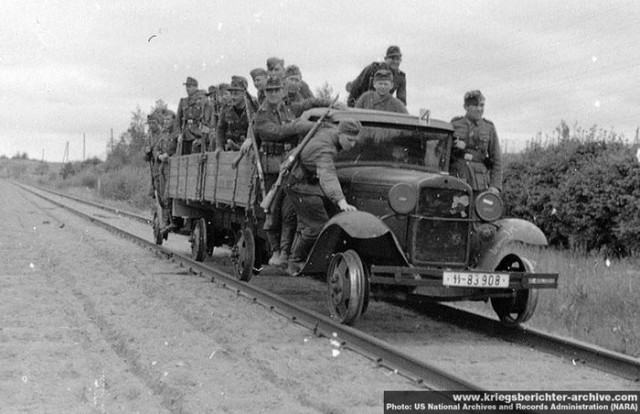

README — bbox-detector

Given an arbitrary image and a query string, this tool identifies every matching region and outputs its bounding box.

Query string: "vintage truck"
[161,107,559,327]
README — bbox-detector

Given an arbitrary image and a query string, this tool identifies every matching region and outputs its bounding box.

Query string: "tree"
[315,82,335,100]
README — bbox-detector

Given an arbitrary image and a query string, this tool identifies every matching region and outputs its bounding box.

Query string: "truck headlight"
[475,191,503,221]
[388,183,417,215]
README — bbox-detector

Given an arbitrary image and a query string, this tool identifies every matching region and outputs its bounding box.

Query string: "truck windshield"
[336,123,451,171]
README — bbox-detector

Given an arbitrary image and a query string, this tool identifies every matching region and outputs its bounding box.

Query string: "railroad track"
[17,182,640,388]
[15,182,479,394]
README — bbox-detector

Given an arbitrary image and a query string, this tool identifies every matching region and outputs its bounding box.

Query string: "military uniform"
[347,62,406,107]
[286,120,361,275]
[449,115,502,191]
[216,104,248,151]
[253,93,316,266]
[152,123,179,228]
[176,93,212,154]
[354,90,408,114]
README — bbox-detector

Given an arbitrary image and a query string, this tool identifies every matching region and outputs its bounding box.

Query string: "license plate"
[443,272,510,288]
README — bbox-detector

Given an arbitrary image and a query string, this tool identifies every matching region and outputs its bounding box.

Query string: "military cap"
[207,85,217,96]
[147,114,160,123]
[250,68,268,80]
[385,45,402,58]
[218,83,230,91]
[183,76,198,87]
[373,69,393,82]
[227,77,246,92]
[464,90,485,106]
[266,57,285,70]
[194,89,208,99]
[264,76,284,90]
[284,65,301,78]
[231,75,248,90]
[338,118,363,136]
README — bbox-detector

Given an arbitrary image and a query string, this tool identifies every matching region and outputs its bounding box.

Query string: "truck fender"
[301,211,409,274]
[476,218,548,272]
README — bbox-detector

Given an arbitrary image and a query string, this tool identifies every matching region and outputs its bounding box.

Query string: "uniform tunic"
[152,125,179,207]
[354,91,408,114]
[216,104,248,150]
[449,115,502,191]
[287,125,344,241]
[347,62,406,107]
[176,96,212,142]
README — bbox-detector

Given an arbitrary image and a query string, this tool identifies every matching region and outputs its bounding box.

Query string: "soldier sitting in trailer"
[216,78,249,151]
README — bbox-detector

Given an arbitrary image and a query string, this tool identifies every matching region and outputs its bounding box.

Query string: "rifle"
[231,93,266,199]
[259,94,339,213]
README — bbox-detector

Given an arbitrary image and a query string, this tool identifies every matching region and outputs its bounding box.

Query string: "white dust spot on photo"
[594,100,600,109]
[592,55,598,63]
[332,349,340,357]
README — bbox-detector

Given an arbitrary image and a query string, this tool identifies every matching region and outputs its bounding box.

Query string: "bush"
[98,165,153,210]
[503,127,640,256]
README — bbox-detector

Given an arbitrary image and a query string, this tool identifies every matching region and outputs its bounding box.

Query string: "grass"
[519,245,640,357]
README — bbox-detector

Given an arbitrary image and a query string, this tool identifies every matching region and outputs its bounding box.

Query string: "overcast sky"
[2,0,639,161]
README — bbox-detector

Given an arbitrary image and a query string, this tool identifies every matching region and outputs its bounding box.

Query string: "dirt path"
[0,181,418,413]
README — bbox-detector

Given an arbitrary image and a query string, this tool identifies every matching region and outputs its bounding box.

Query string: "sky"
[1,0,639,161]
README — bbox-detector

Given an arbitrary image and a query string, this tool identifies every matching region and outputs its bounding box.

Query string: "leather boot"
[287,237,315,277]
[266,230,282,266]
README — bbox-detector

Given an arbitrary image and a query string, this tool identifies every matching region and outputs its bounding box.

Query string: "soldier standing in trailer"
[354,68,408,114]
[250,68,268,106]
[176,77,209,154]
[286,119,362,276]
[266,57,314,99]
[347,45,406,107]
[449,90,502,195]
[216,78,249,151]
[251,77,318,267]
[191,89,214,153]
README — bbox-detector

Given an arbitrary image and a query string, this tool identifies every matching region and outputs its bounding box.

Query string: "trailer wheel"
[190,218,207,262]
[326,250,368,325]
[232,227,255,282]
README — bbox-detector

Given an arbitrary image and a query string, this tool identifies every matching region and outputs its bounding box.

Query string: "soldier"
[191,89,214,153]
[286,119,362,276]
[347,45,406,107]
[251,76,317,267]
[176,77,211,154]
[216,78,249,151]
[250,68,268,106]
[218,83,231,108]
[354,68,408,114]
[283,65,305,104]
[449,90,502,195]
[144,114,163,198]
[266,57,314,99]
[154,110,179,231]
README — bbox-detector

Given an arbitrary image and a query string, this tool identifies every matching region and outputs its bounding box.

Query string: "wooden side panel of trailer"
[168,154,204,201]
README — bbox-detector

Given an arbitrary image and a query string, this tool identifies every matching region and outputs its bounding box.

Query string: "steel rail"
[29,183,151,224]
[15,182,483,395]
[403,299,640,383]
